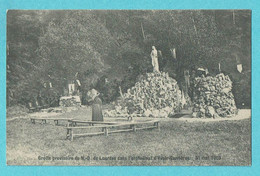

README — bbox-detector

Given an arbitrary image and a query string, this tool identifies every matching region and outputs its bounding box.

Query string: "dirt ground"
[6,107,251,166]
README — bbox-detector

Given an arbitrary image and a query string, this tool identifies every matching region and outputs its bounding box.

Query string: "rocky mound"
[192,73,237,118]
[104,72,183,118]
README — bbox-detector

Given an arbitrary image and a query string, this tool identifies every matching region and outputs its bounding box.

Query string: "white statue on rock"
[150,46,159,72]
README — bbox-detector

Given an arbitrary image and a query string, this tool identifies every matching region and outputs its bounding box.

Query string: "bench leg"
[54,120,58,125]
[70,130,74,141]
[131,125,136,132]
[128,116,133,121]
[31,119,35,124]
[66,129,70,139]
[155,122,160,131]
[104,127,108,136]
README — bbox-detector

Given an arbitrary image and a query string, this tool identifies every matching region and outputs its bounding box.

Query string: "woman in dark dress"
[92,90,103,121]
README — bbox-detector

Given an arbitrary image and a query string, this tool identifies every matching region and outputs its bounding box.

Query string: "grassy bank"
[6,108,251,166]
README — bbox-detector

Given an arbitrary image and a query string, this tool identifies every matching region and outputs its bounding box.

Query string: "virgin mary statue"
[150,46,159,72]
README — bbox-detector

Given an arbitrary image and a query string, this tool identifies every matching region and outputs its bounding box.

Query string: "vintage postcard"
[6,10,251,166]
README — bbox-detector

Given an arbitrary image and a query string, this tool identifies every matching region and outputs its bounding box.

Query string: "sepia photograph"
[6,10,251,166]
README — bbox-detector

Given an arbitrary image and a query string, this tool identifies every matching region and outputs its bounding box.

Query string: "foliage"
[7,10,251,107]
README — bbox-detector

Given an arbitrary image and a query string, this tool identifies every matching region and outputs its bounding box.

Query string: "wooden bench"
[65,120,160,141]
[68,119,120,127]
[67,116,138,127]
[30,117,73,125]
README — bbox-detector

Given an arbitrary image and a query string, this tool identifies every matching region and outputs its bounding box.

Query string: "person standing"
[91,89,103,121]
[150,46,159,72]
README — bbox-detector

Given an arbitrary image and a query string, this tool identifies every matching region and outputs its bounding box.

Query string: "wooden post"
[66,129,70,139]
[104,127,108,136]
[31,119,35,124]
[155,122,160,131]
[70,130,74,141]
[54,120,58,125]
[131,124,136,132]
[102,127,106,132]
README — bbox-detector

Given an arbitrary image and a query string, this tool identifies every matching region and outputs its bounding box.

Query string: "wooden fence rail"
[65,120,160,141]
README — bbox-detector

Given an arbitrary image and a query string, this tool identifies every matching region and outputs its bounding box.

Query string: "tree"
[7,10,251,107]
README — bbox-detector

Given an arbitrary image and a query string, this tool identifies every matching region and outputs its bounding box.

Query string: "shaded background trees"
[7,10,251,108]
